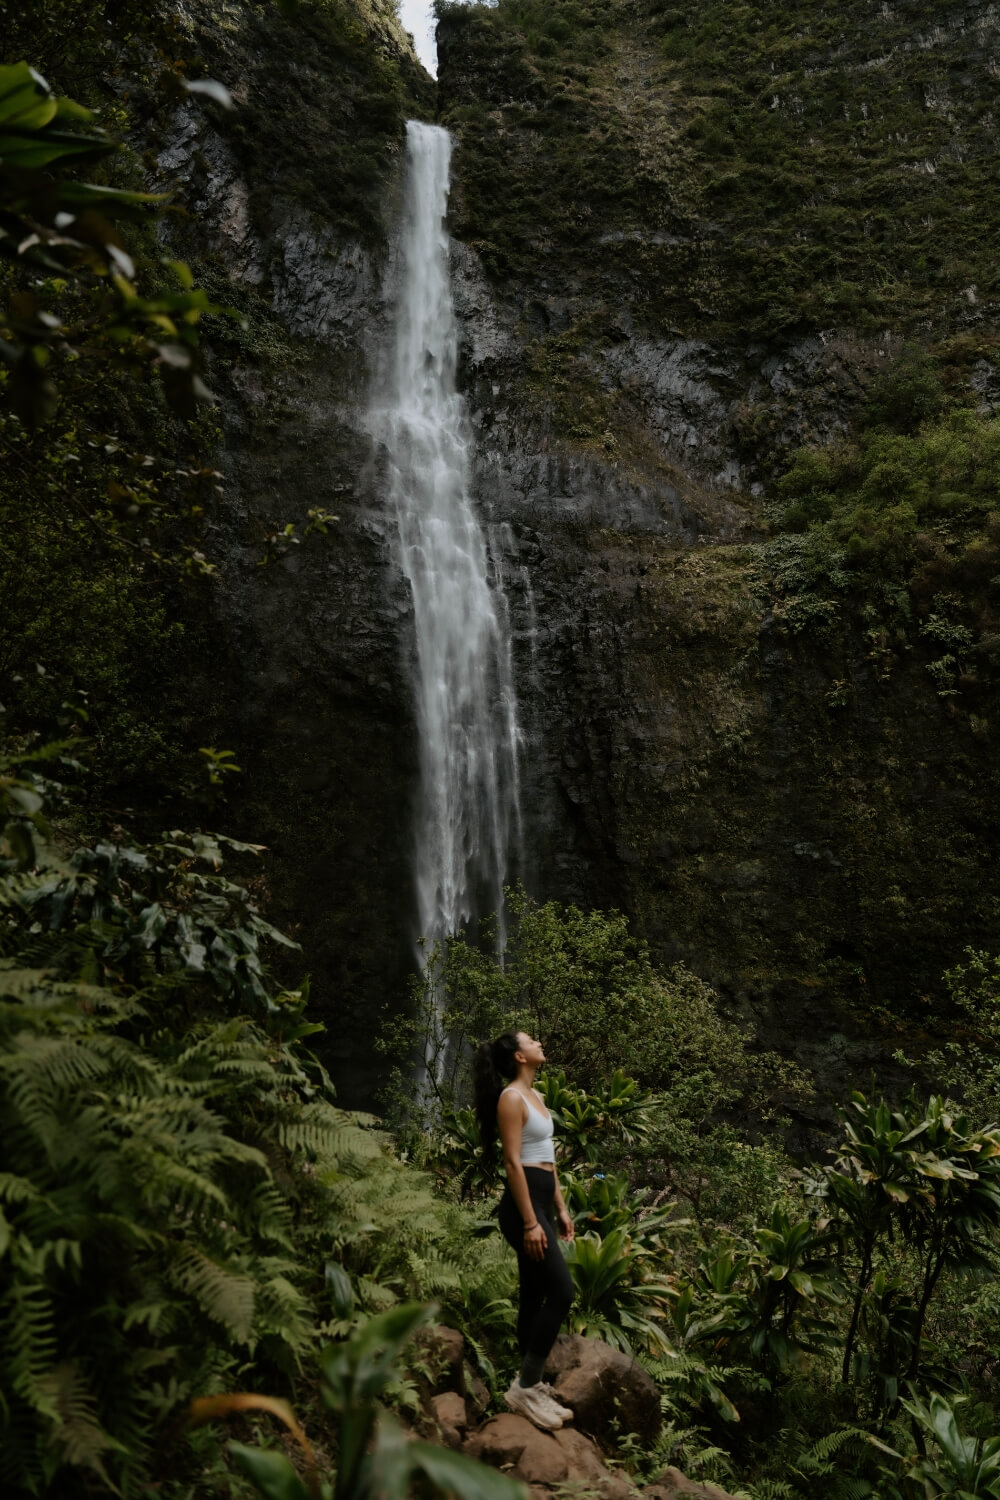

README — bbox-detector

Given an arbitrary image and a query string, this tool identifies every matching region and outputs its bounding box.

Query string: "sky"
[399,0,438,75]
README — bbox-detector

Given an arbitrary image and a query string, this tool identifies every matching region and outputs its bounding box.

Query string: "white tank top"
[501,1087,555,1165]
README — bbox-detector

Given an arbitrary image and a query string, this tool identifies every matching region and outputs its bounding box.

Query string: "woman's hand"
[524,1222,548,1261]
[557,1206,575,1242]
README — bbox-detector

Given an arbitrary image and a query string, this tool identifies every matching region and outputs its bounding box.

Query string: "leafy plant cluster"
[0,750,514,1497]
[188,1301,524,1500]
[745,348,1000,712]
[383,892,1000,1499]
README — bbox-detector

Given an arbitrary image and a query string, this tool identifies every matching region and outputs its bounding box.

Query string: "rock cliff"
[154,0,1000,1105]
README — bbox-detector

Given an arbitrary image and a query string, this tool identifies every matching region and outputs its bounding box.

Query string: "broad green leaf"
[228,1443,313,1500]
[411,1439,528,1499]
[0,129,109,169]
[324,1261,355,1319]
[0,63,53,124]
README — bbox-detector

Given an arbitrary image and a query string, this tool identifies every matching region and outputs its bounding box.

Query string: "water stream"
[373,120,521,964]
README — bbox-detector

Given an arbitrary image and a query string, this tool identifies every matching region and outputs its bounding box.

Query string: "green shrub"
[0,754,474,1495]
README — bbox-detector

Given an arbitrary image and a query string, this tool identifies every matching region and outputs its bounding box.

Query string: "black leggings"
[498,1166,575,1361]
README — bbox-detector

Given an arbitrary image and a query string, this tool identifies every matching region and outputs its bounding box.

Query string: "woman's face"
[515,1031,545,1066]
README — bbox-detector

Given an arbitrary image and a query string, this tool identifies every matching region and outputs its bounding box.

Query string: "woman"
[474,1030,576,1432]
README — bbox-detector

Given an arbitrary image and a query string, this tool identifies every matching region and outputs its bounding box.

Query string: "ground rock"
[414,1325,466,1395]
[430,1391,468,1449]
[545,1334,661,1443]
[465,1414,569,1486]
[465,1414,639,1495]
[553,1427,637,1498]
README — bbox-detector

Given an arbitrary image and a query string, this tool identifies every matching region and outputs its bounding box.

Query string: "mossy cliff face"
[139,0,434,1104]
[435,0,1000,1091]
[139,0,1000,1105]
[438,0,1000,483]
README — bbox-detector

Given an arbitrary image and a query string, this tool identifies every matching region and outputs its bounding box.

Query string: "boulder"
[430,1390,468,1450]
[642,1469,742,1499]
[554,1428,637,1499]
[465,1414,639,1497]
[545,1335,662,1444]
[465,1414,569,1487]
[413,1324,466,1395]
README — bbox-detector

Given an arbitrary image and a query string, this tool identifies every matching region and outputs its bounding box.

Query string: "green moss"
[438,0,1000,340]
[179,0,434,246]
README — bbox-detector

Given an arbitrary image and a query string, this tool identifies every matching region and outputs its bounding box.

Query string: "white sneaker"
[537,1382,574,1422]
[503,1380,564,1431]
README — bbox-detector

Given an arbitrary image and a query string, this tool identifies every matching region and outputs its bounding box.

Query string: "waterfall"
[374,120,521,962]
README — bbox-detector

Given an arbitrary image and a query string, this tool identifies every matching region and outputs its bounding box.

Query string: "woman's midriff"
[521,1161,554,1171]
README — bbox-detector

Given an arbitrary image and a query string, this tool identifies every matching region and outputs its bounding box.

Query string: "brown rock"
[431,1391,468,1449]
[555,1428,638,1498]
[465,1413,641,1496]
[413,1324,465,1395]
[553,1428,612,1483]
[545,1335,662,1444]
[466,1413,569,1487]
[643,1469,742,1499]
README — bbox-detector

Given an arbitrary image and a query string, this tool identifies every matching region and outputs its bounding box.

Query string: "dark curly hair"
[473,1031,523,1161]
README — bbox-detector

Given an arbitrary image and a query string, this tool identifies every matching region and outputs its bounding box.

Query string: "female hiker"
[474,1030,575,1431]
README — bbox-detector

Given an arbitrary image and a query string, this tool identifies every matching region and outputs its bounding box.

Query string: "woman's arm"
[552,1163,575,1242]
[498,1091,547,1261]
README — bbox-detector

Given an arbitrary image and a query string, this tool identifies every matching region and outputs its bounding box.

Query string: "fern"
[805,1426,877,1464]
[37,1365,122,1480]
[169,1245,256,1342]
[0,768,434,1494]
[1,762,528,1493]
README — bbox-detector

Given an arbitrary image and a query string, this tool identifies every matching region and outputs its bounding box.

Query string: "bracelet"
[523,1221,539,1233]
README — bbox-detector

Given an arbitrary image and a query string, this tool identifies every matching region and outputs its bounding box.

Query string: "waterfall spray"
[373,120,521,971]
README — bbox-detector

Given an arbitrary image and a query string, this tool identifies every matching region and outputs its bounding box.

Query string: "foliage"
[436,0,1000,341]
[380,888,806,1146]
[0,756,469,1496]
[891,1392,1000,1499]
[557,1167,681,1354]
[901,949,1000,1125]
[677,1208,843,1380]
[0,61,234,427]
[536,1066,661,1167]
[820,1092,1000,1395]
[564,1225,676,1354]
[191,1302,527,1500]
[0,55,231,793]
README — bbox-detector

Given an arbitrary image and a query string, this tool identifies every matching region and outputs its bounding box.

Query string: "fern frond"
[37,1363,123,1480]
[806,1427,878,1464]
[0,1280,59,1414]
[131,1155,232,1217]
[169,1246,255,1343]
[0,1170,43,1206]
[406,1248,462,1296]
[278,1105,383,1163]
[241,1181,292,1246]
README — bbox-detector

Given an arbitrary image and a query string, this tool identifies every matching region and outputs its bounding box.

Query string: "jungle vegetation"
[5,3,1000,1499]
